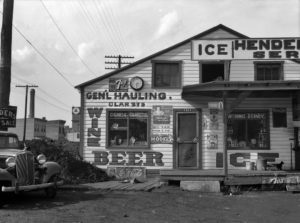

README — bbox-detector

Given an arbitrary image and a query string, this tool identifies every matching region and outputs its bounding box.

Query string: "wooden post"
[0,0,14,107]
[223,91,228,177]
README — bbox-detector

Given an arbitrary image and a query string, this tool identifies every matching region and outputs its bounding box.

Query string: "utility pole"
[105,55,134,70]
[16,85,38,142]
[0,0,14,107]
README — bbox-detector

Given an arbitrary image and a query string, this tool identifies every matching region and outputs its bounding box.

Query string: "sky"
[0,0,299,126]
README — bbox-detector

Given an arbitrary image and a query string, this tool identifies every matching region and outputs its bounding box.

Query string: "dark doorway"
[201,63,224,83]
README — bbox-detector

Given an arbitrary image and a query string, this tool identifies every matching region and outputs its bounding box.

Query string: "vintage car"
[0,131,63,205]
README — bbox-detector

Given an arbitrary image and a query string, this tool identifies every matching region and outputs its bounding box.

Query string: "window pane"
[154,63,180,87]
[271,67,280,80]
[178,143,197,167]
[273,108,287,127]
[108,111,149,148]
[227,112,269,150]
[129,118,148,146]
[256,63,281,81]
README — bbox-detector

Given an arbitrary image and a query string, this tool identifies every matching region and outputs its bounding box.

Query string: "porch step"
[180,181,221,192]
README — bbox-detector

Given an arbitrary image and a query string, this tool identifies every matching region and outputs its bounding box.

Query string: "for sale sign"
[0,106,17,130]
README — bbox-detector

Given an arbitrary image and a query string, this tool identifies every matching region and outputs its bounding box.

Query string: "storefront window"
[227,111,269,150]
[107,111,150,148]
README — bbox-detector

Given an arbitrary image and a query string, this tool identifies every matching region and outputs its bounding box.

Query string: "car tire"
[44,176,58,199]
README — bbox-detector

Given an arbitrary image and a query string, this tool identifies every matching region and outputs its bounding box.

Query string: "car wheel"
[0,188,7,208]
[44,176,58,199]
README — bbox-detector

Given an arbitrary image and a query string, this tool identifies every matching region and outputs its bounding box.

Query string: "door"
[175,110,201,169]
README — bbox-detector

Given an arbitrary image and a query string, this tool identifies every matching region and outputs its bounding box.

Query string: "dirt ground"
[0,186,300,223]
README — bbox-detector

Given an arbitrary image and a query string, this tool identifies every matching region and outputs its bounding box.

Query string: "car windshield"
[0,135,20,149]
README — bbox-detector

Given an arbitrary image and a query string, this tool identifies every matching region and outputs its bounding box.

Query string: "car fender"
[42,162,62,183]
[0,168,16,183]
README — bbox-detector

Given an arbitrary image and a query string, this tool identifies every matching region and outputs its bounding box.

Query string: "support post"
[223,91,228,177]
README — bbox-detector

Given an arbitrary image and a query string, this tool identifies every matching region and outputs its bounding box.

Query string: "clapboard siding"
[81,26,300,172]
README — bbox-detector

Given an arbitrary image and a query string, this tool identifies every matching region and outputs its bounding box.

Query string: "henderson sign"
[191,39,300,60]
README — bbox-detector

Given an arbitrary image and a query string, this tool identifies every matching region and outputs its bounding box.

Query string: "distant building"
[46,120,66,141]
[65,107,81,142]
[8,117,47,140]
[8,88,66,141]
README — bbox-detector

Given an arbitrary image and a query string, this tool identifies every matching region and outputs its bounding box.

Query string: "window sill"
[228,146,270,150]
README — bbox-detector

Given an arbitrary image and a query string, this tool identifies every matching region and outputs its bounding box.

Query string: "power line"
[12,75,71,110]
[12,81,70,114]
[79,0,121,54]
[101,0,128,54]
[0,10,75,89]
[93,0,126,53]
[40,0,97,77]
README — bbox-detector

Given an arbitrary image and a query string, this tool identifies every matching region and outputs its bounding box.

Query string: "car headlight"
[6,157,16,168]
[37,154,46,164]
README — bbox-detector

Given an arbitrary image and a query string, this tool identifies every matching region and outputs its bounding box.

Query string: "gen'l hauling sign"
[192,38,300,60]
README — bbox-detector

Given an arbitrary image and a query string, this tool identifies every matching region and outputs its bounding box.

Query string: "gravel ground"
[0,186,300,223]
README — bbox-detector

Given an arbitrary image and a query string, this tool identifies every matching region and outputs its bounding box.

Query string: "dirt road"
[1,186,300,223]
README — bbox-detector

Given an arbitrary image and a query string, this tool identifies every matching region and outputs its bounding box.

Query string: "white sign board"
[192,38,300,60]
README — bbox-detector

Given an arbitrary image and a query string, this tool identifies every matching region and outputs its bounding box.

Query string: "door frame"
[173,108,202,169]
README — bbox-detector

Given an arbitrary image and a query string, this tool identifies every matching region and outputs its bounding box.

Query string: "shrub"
[27,139,110,184]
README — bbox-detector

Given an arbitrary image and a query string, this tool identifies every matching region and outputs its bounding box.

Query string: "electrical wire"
[11,80,71,114]
[40,0,97,77]
[78,0,121,54]
[0,10,75,89]
[12,74,71,109]
[101,0,128,53]
[93,0,124,53]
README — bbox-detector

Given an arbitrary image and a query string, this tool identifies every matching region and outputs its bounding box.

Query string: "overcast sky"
[1,0,299,126]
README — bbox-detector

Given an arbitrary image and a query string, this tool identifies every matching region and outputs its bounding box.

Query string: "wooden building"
[75,24,300,181]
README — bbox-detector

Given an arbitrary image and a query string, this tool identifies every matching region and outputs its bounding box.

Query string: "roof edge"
[75,24,249,89]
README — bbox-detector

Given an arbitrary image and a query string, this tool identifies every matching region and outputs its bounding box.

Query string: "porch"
[160,169,300,187]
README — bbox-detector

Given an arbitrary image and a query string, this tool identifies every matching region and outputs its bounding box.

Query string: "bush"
[27,139,110,184]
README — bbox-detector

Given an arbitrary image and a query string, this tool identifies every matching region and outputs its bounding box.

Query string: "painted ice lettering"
[198,44,228,56]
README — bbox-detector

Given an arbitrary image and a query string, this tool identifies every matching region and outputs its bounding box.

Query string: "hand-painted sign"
[192,38,300,60]
[0,106,17,130]
[151,134,173,144]
[87,107,103,147]
[107,167,146,180]
[93,151,164,166]
[109,78,128,92]
[153,105,172,124]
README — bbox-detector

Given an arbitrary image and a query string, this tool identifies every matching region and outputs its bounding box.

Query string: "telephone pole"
[0,0,14,107]
[105,55,134,70]
[16,85,38,142]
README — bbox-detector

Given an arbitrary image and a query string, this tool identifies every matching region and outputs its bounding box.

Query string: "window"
[255,62,283,81]
[107,110,150,148]
[227,111,269,150]
[152,61,181,88]
[201,63,224,83]
[273,108,287,128]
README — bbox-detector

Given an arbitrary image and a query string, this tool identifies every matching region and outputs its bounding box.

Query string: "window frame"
[254,61,284,81]
[199,61,228,83]
[151,60,182,89]
[227,110,270,150]
[106,109,151,149]
[272,108,287,128]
